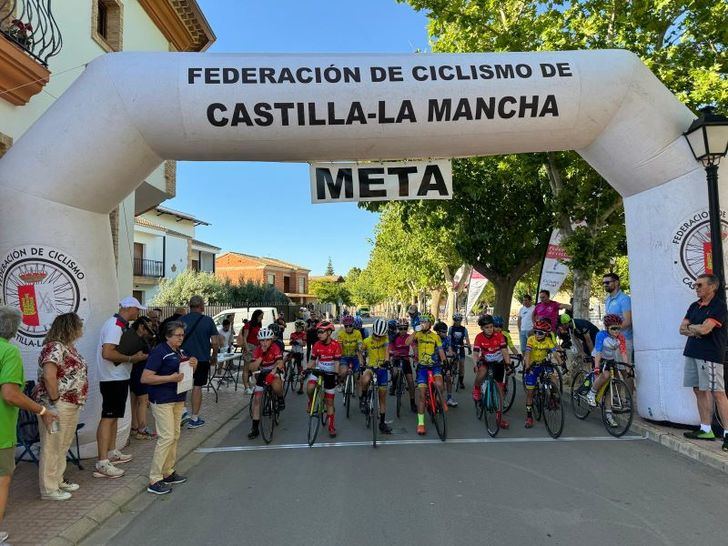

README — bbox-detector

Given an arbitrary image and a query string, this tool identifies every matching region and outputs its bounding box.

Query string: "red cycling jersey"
[390,334,410,358]
[311,340,342,372]
[473,332,507,363]
[253,343,282,370]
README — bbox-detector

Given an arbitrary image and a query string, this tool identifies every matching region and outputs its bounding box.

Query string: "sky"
[165,0,430,276]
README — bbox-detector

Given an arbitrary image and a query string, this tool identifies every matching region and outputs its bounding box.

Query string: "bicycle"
[570,360,634,437]
[306,369,330,447]
[503,354,522,413]
[342,364,359,419]
[419,364,447,441]
[474,360,503,438]
[531,359,564,439]
[362,364,389,448]
[283,353,302,398]
[258,374,282,444]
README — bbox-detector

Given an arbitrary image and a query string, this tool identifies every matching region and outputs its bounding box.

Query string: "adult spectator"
[160,306,186,335]
[557,314,599,354]
[1,306,58,542]
[533,290,571,331]
[679,273,728,450]
[217,318,235,353]
[147,308,162,345]
[275,314,287,341]
[95,297,147,479]
[33,313,89,500]
[603,272,633,359]
[517,294,535,351]
[305,312,319,365]
[142,320,197,495]
[180,296,219,429]
[408,305,421,330]
[237,309,264,394]
[119,317,154,440]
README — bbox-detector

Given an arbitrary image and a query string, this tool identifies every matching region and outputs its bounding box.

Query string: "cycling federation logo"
[672,209,728,290]
[0,245,89,348]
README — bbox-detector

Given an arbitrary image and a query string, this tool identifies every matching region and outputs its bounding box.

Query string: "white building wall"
[165,235,189,280]
[134,229,165,262]
[200,251,215,272]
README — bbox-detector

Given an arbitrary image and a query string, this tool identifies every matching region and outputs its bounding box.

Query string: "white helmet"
[372,318,388,337]
[257,327,275,341]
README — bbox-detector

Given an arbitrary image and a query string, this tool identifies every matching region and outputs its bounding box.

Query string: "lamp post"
[683,107,728,296]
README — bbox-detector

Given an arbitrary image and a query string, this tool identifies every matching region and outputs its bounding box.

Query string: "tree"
[345,266,386,307]
[224,279,290,304]
[152,270,228,305]
[401,0,727,317]
[310,278,352,307]
[325,257,335,276]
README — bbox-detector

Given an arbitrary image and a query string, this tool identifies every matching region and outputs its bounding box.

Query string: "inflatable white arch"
[0,50,718,452]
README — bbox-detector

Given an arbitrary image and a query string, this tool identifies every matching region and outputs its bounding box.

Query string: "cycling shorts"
[452,346,466,359]
[524,363,550,389]
[416,364,442,385]
[254,369,280,392]
[340,356,360,372]
[391,356,412,375]
[477,360,505,383]
[307,370,337,393]
[363,367,389,387]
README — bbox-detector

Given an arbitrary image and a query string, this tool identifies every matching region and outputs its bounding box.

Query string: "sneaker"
[108,449,133,464]
[379,422,393,434]
[525,416,534,429]
[605,413,619,428]
[247,428,259,440]
[59,480,80,492]
[586,391,597,407]
[328,426,337,438]
[497,412,510,429]
[41,490,72,501]
[722,436,728,452]
[0,531,8,543]
[446,397,458,407]
[472,387,481,402]
[416,424,426,435]
[187,418,206,429]
[180,409,190,424]
[162,472,187,485]
[296,387,304,395]
[93,461,125,479]
[458,381,466,390]
[147,480,172,495]
[683,429,716,440]
[244,387,254,395]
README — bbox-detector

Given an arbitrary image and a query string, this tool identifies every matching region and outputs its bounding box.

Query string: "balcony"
[134,258,164,278]
[0,0,62,105]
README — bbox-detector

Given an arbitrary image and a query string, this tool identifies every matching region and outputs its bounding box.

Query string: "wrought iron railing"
[134,258,164,278]
[0,0,62,66]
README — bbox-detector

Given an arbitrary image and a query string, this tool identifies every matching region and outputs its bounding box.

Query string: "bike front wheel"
[602,378,633,438]
[542,381,564,439]
[570,370,591,420]
[483,378,502,438]
[503,372,516,413]
[344,374,353,419]
[431,388,447,441]
[260,390,275,444]
[307,388,321,447]
[371,386,379,448]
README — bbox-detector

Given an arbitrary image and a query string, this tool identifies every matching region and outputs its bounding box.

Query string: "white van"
[212,307,291,341]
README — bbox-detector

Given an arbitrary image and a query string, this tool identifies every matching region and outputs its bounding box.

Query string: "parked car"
[357,306,371,318]
[212,307,293,341]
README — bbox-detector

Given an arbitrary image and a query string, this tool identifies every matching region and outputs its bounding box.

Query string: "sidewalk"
[3,386,247,546]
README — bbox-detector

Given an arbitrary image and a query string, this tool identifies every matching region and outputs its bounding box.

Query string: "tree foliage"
[325,257,335,276]
[310,278,352,306]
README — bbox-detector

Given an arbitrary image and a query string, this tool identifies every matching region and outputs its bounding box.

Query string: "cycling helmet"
[420,313,434,324]
[408,304,418,314]
[533,319,552,333]
[294,319,305,329]
[372,318,388,337]
[477,314,494,327]
[452,313,463,321]
[342,315,355,327]
[559,313,572,325]
[316,320,335,332]
[257,327,275,341]
[388,319,398,328]
[353,316,363,328]
[267,323,281,336]
[433,321,448,334]
[492,316,504,328]
[397,318,409,328]
[603,314,622,327]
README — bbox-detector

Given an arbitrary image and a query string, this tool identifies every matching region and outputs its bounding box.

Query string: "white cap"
[119,296,146,310]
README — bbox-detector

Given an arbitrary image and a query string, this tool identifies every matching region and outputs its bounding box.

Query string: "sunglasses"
[534,330,547,336]
[608,326,622,331]
[397,327,408,330]
[316,330,327,334]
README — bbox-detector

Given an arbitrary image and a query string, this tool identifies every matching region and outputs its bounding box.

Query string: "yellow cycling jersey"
[501,330,516,352]
[337,329,362,357]
[525,335,556,363]
[360,335,388,367]
[413,330,442,365]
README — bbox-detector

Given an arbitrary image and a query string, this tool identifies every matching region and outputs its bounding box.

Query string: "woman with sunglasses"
[523,319,563,428]
[586,314,629,426]
[306,321,341,438]
[390,319,417,412]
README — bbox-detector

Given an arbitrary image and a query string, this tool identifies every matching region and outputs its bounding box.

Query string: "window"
[298,277,305,294]
[266,273,275,286]
[92,0,123,52]
[133,290,144,304]
[283,276,291,292]
[191,260,200,272]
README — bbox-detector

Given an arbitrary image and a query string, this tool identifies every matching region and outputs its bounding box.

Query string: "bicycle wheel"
[432,388,447,441]
[553,365,564,393]
[570,370,591,420]
[542,381,564,439]
[320,395,329,426]
[483,378,502,438]
[452,365,461,392]
[260,390,275,444]
[371,386,379,448]
[307,387,321,447]
[503,372,516,413]
[344,374,353,419]
[602,378,633,438]
[534,385,544,422]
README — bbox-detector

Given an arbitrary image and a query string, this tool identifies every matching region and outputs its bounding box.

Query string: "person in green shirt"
[0,306,58,543]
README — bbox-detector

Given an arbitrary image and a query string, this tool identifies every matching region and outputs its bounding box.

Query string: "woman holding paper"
[142,321,197,495]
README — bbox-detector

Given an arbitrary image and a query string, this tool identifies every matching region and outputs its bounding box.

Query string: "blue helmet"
[492,316,504,328]
[388,319,398,330]
[353,316,363,328]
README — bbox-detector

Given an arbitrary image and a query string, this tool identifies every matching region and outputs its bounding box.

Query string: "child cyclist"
[288,320,307,394]
[306,321,342,438]
[390,318,417,413]
[523,319,563,428]
[434,321,459,407]
[358,318,393,434]
[406,313,447,435]
[472,315,511,428]
[587,314,629,427]
[493,316,519,355]
[448,313,471,390]
[336,315,363,389]
[247,327,285,439]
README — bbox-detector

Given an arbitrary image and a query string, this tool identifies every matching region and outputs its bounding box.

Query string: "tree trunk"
[572,268,591,319]
[490,276,517,322]
[430,288,441,318]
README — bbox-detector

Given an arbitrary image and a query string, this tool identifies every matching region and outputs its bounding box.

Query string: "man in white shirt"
[94,297,147,479]
[217,318,235,353]
[517,294,535,352]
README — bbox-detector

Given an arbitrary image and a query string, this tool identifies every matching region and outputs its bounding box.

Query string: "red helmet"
[342,315,355,327]
[603,314,622,327]
[316,321,335,332]
[534,319,552,333]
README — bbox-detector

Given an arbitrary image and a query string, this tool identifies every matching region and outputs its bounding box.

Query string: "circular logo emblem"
[0,245,89,349]
[672,209,728,291]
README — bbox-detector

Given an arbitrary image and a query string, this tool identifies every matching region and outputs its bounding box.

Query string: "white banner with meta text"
[309,159,452,204]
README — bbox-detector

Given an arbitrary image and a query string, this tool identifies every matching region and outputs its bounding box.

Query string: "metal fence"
[148,302,334,323]
[0,0,62,66]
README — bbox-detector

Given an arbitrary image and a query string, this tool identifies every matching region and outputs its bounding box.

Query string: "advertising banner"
[465,269,488,316]
[538,229,570,295]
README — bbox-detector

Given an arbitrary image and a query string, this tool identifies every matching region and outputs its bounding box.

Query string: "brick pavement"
[3,384,247,546]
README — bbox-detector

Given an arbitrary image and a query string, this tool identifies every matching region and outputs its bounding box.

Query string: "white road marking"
[195,434,647,453]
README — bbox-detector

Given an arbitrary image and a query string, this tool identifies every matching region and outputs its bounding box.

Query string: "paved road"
[86,361,728,545]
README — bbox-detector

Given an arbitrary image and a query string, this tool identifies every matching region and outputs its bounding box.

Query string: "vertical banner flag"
[465,269,488,317]
[538,229,570,295]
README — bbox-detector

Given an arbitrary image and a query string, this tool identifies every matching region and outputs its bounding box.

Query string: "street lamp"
[683,107,728,293]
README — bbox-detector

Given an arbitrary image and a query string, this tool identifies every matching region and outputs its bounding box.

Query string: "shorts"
[341,356,360,372]
[416,364,442,385]
[684,356,725,392]
[129,362,148,396]
[391,356,412,375]
[0,446,15,476]
[478,360,506,383]
[453,346,466,359]
[254,369,280,392]
[308,370,337,393]
[100,380,130,418]
[364,367,388,387]
[524,364,555,390]
[291,352,303,366]
[193,361,211,387]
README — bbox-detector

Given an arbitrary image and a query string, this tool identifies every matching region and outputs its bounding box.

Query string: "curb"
[47,400,250,546]
[631,418,728,475]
